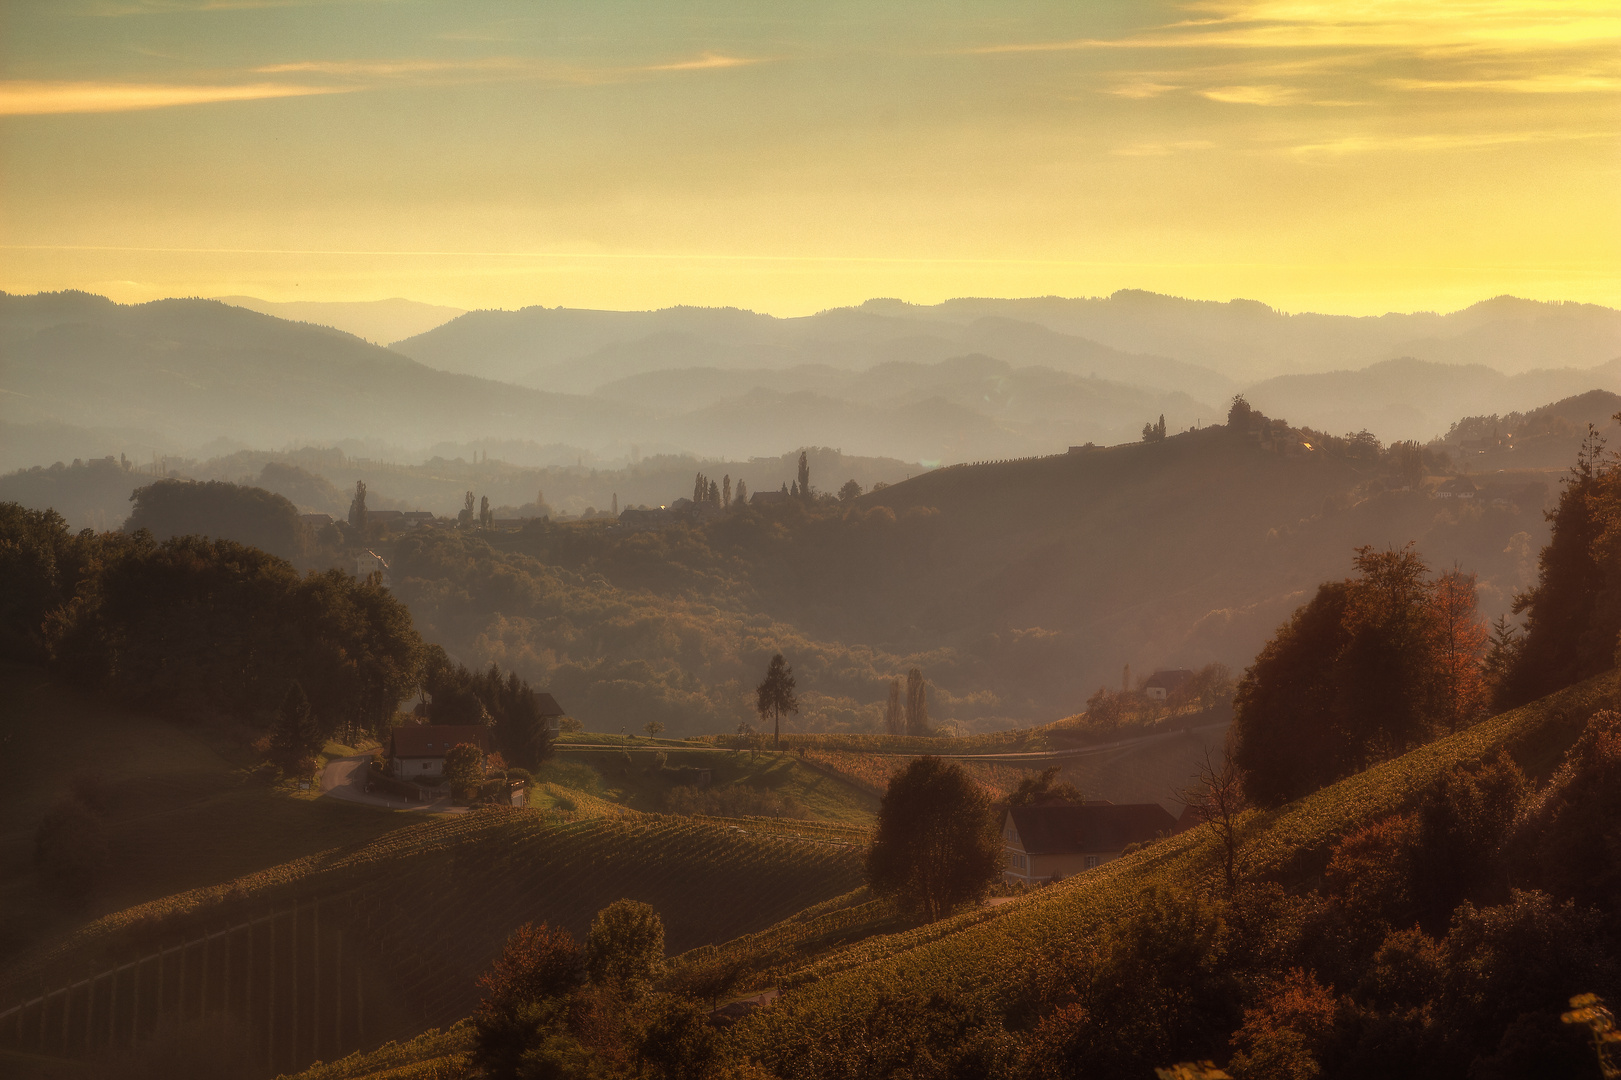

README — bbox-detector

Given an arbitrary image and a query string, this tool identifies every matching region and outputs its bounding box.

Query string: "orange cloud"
[0,80,346,115]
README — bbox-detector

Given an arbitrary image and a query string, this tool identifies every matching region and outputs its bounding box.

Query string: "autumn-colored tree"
[470,922,586,1080]
[1233,545,1491,805]
[1508,708,1621,912]
[1227,968,1340,1080]
[1427,568,1489,732]
[443,742,483,792]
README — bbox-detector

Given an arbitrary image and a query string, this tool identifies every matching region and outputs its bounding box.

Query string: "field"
[538,745,881,824]
[0,804,868,1075]
[0,664,418,965]
[726,670,1621,1067]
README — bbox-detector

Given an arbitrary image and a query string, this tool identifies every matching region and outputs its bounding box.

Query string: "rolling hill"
[0,292,620,453]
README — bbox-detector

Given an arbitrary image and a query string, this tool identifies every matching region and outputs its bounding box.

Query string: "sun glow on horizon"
[0,0,1615,314]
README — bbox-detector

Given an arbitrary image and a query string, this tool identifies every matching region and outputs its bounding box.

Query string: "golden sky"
[1,0,1617,315]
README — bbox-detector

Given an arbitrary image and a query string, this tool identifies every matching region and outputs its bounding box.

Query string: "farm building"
[389,724,491,779]
[1000,802,1178,883]
[1143,668,1195,701]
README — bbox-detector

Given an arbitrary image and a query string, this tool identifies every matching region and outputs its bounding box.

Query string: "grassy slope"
[729,670,1621,1057]
[1,803,867,1032]
[0,664,415,963]
[539,746,880,824]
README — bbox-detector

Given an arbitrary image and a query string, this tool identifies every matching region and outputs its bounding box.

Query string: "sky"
[1,0,1618,316]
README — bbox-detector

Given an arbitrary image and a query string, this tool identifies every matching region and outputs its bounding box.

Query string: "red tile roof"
[390,725,490,759]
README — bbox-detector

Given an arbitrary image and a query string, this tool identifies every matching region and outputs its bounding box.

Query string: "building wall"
[393,755,444,778]
[1004,849,1121,883]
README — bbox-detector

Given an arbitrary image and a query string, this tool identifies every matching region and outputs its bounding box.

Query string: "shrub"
[34,795,109,897]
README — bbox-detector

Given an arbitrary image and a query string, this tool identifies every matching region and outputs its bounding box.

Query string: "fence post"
[267,912,276,1072]
[200,934,209,1017]
[334,925,342,1055]
[312,900,319,1063]
[85,973,95,1054]
[177,941,186,1021]
[108,965,117,1049]
[61,982,70,1054]
[291,899,299,1070]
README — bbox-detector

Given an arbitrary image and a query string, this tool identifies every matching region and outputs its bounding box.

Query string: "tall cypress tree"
[905,667,930,736]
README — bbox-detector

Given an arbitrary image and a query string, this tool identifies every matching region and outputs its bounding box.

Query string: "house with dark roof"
[999,802,1178,883]
[389,724,491,779]
[1143,669,1195,702]
[534,693,566,730]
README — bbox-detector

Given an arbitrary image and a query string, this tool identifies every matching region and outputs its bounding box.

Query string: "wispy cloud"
[0,79,346,115]
[1383,73,1621,93]
[1108,80,1181,98]
[1199,83,1298,104]
[644,53,761,73]
[1288,128,1615,156]
[972,1,1621,59]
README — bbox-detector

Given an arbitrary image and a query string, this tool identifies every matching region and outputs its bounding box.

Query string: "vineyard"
[0,805,868,1076]
[726,671,1621,1068]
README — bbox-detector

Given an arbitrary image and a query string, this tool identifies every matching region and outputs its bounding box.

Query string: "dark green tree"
[839,479,862,501]
[638,997,724,1080]
[34,795,108,897]
[1007,764,1085,806]
[270,682,323,763]
[865,756,1001,920]
[1500,423,1619,705]
[348,479,368,531]
[459,490,475,527]
[797,450,811,501]
[755,652,799,749]
[904,666,930,736]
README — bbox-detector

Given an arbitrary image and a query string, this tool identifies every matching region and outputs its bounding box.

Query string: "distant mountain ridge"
[4,289,1618,468]
[394,290,1621,393]
[214,295,465,345]
[1244,356,1621,443]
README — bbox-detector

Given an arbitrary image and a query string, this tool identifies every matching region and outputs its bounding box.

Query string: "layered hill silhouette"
[0,291,619,455]
[6,290,1618,468]
[1245,356,1621,443]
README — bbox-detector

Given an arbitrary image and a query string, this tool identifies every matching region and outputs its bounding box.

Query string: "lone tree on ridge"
[755,652,799,750]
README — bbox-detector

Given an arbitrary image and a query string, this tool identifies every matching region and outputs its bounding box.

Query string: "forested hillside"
[387,409,1553,734]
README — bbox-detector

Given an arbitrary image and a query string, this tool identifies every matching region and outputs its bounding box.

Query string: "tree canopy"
[125,477,307,561]
[756,652,799,749]
[1232,544,1489,805]
[865,756,1001,920]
